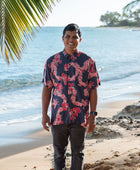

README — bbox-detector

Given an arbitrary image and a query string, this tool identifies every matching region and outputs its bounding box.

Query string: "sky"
[45,0,132,27]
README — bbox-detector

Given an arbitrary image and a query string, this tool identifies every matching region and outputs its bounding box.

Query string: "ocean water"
[0,27,140,146]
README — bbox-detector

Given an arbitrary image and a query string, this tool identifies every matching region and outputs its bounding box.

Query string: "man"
[42,23,100,170]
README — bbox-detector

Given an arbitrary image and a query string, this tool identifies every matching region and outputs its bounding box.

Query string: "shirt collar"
[63,49,80,60]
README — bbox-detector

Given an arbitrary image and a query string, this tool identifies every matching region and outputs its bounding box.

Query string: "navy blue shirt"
[43,50,100,126]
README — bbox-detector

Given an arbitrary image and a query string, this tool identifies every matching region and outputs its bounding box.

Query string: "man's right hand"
[42,115,51,131]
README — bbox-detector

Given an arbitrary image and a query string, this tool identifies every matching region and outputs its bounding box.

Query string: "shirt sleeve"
[88,59,101,89]
[43,60,54,89]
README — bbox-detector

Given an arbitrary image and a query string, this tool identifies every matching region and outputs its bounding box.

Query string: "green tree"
[131,9,140,26]
[100,11,121,26]
[0,0,59,64]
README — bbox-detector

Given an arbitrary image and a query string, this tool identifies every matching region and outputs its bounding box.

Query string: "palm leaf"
[0,0,60,64]
[123,0,140,14]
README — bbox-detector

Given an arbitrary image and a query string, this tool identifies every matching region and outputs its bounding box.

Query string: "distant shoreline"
[97,25,140,30]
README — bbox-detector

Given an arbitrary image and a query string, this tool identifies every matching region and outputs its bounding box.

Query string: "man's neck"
[64,48,78,55]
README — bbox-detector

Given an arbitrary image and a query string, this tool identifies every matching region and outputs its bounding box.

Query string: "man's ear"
[62,36,64,42]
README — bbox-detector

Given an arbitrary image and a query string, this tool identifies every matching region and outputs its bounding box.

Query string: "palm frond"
[123,0,140,14]
[0,0,60,64]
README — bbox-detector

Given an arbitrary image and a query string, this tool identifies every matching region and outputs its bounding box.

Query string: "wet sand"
[0,97,140,170]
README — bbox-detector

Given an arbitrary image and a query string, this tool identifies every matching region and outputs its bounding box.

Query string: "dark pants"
[51,124,86,170]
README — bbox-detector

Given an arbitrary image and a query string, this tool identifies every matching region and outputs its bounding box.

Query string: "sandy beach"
[0,97,140,170]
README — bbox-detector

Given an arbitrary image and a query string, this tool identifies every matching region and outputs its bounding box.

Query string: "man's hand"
[86,115,96,133]
[42,115,51,131]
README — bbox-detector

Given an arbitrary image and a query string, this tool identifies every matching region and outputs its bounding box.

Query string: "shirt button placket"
[67,56,71,108]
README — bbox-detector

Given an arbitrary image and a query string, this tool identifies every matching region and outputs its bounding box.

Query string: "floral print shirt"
[43,50,100,126]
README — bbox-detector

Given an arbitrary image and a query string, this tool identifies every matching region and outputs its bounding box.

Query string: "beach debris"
[46,146,52,151]
[86,126,122,139]
[96,139,104,143]
[86,102,140,140]
[44,153,51,158]
[66,152,72,157]
[84,160,114,170]
[33,166,37,169]
[84,150,140,170]
[113,101,140,120]
[113,151,120,157]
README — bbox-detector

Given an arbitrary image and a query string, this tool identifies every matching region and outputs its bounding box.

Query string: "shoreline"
[0,92,139,159]
[0,95,139,169]
[0,130,52,159]
[97,26,140,30]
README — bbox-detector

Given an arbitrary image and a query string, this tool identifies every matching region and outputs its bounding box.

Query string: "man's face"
[62,30,82,54]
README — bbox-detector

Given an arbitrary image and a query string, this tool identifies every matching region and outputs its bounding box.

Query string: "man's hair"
[63,23,81,38]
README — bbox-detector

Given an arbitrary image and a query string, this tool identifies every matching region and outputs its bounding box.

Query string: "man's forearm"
[89,88,97,112]
[42,86,52,117]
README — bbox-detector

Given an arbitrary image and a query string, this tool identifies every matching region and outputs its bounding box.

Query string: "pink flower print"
[53,99,59,109]
[62,73,68,85]
[53,66,57,77]
[68,87,73,95]
[70,117,75,121]
[77,72,87,87]
[88,82,95,89]
[60,121,63,124]
[90,65,94,72]
[44,80,53,88]
[71,107,81,115]
[68,83,74,87]
[64,64,69,71]
[81,122,87,128]
[57,83,63,92]
[82,99,88,107]
[82,60,89,71]
[55,53,60,60]
[53,110,63,125]
[74,107,81,114]
[55,54,62,64]
[72,88,77,96]
[84,89,89,97]
[59,60,62,64]
[57,113,61,119]
[97,78,101,86]
[77,53,80,57]
[68,83,74,94]
[90,72,98,78]
[71,95,76,102]
[49,81,53,88]
[63,50,67,56]
[68,89,72,95]
[62,102,68,111]
[70,107,81,121]
[70,55,76,60]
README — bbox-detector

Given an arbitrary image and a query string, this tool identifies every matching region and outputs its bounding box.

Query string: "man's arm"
[42,86,52,131]
[87,88,98,133]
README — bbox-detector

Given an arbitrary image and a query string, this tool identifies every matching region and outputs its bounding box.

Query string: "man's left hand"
[86,115,96,133]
